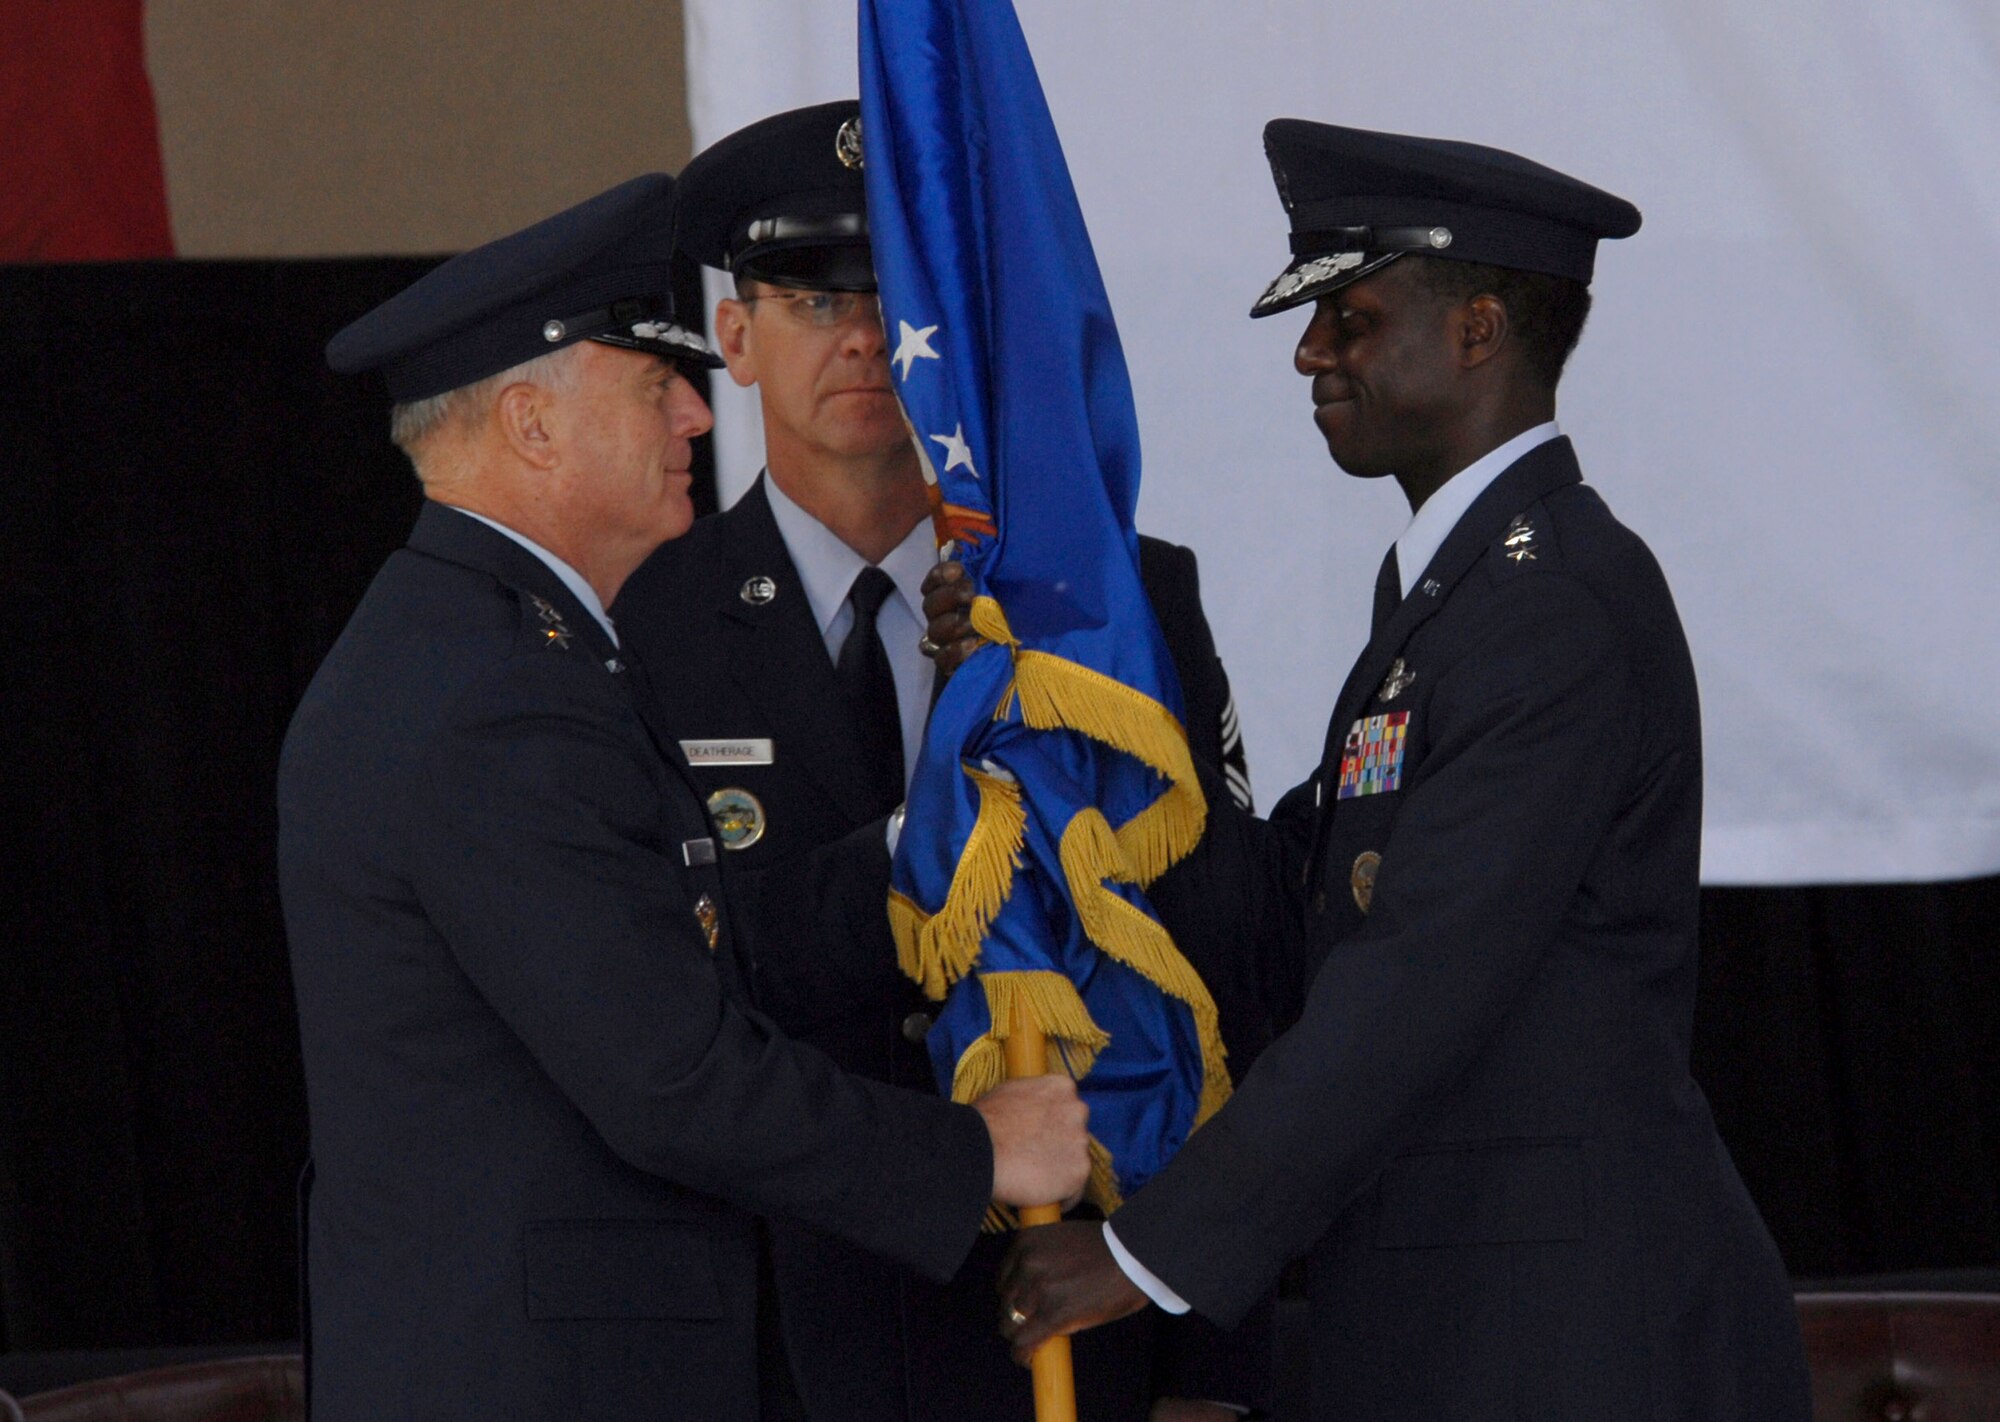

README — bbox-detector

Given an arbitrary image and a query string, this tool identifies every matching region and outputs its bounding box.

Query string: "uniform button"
[901,1012,934,1043]
[1313,890,1328,914]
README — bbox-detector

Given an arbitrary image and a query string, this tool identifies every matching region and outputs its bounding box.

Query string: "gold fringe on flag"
[889,764,1027,1000]
[899,590,1232,1214]
[948,970,1111,1105]
[1058,808,1233,1127]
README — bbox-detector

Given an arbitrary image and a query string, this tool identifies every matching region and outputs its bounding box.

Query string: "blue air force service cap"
[326,173,722,403]
[1251,121,1642,318]
[674,100,876,293]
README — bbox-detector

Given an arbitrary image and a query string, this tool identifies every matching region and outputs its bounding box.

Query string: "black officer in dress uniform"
[612,104,1272,1422]
[279,173,1091,1422]
[990,123,1815,1421]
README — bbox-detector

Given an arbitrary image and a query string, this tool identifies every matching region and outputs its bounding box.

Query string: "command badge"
[1350,850,1382,913]
[1336,711,1409,799]
[707,787,767,851]
[740,575,778,606]
[1377,658,1415,701]
[692,892,720,952]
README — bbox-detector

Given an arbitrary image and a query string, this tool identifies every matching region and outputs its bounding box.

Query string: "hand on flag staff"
[974,1074,1092,1210]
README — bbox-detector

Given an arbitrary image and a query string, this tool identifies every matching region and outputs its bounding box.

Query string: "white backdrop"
[684,0,2000,886]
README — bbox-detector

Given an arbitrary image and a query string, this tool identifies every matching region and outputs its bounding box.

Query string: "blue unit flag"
[861,0,1229,1207]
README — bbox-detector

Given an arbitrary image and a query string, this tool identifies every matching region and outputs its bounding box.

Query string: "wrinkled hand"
[997,1220,1148,1363]
[920,561,985,679]
[973,1076,1090,1209]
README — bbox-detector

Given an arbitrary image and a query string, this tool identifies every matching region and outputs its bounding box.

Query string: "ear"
[1459,293,1510,371]
[496,380,559,469]
[713,297,760,389]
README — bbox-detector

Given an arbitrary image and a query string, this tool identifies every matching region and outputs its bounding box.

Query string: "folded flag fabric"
[861,0,1228,1208]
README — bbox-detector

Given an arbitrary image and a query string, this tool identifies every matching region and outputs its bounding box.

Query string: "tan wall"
[146,0,691,257]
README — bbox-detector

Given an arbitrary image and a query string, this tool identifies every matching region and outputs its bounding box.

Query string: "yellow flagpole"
[1003,1002,1078,1422]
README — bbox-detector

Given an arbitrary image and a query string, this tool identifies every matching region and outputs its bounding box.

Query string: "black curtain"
[0,259,1991,1354]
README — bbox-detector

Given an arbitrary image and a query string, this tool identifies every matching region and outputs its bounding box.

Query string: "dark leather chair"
[1796,1291,2000,1422]
[15,1356,302,1422]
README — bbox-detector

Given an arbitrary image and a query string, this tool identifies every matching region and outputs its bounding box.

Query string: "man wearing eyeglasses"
[613,102,1270,1422]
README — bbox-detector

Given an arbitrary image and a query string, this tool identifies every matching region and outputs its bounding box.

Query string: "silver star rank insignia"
[529,594,573,650]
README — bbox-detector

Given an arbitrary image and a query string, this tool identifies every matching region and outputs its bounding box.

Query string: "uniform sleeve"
[408,653,991,1282]
[1112,574,1639,1324]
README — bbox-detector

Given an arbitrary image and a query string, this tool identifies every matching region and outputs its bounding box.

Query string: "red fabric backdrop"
[0,0,173,260]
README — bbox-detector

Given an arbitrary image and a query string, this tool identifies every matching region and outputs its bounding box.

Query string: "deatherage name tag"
[680,738,775,767]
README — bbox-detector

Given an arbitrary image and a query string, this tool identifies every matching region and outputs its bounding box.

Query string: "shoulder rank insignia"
[1502,514,1537,563]
[528,593,573,651]
[1377,658,1415,701]
[1337,711,1409,799]
[739,575,778,606]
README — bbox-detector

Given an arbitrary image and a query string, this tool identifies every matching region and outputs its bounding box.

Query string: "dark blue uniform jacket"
[278,503,992,1422]
[1126,438,1812,1421]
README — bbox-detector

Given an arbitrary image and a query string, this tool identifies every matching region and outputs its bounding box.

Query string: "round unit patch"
[707,787,767,851]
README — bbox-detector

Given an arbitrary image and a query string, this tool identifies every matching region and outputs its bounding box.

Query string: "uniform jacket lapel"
[406,501,710,804]
[712,478,884,822]
[1319,437,1587,777]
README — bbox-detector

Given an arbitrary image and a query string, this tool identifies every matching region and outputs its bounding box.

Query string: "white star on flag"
[929,424,978,478]
[892,319,941,381]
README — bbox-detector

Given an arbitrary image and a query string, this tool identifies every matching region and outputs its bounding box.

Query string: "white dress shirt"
[763,473,936,791]
[449,505,619,646]
[1100,419,1563,1318]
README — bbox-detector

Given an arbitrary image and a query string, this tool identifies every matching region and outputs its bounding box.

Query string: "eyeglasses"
[744,288,881,330]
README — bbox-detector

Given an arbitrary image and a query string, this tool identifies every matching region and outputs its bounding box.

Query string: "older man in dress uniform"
[278,172,1090,1422]
[612,104,1271,1422]
[979,123,1814,1421]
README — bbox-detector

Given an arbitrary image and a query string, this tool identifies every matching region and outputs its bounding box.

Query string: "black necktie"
[836,566,906,816]
[1372,545,1402,636]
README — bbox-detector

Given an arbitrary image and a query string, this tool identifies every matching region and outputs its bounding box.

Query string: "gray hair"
[389,344,585,467]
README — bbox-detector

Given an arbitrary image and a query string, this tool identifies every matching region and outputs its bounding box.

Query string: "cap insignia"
[836,116,865,171]
[1260,250,1364,308]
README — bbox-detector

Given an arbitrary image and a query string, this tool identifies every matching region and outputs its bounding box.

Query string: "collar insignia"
[740,575,778,606]
[529,593,573,651]
[1503,515,1538,563]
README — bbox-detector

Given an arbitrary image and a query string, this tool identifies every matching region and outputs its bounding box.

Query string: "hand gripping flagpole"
[1002,1003,1078,1422]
